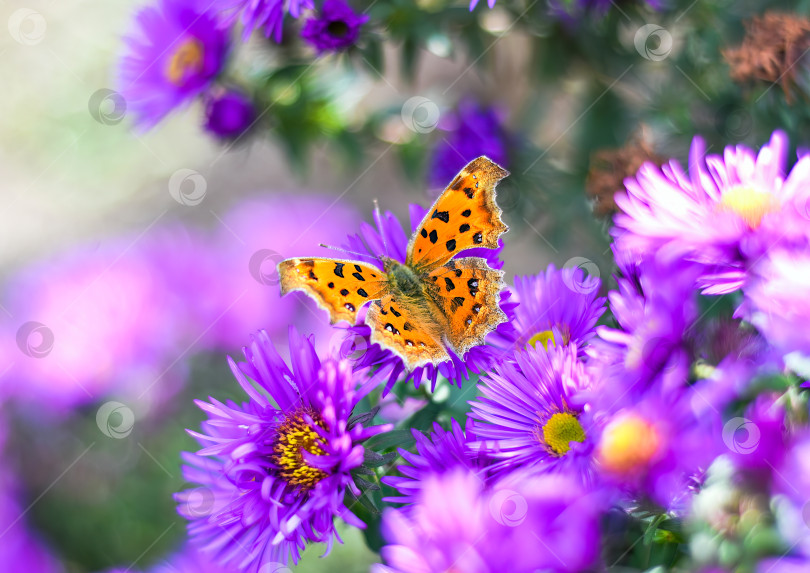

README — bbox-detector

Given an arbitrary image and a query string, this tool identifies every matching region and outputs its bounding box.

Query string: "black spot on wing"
[446,239,457,252]
[451,296,465,312]
[340,288,349,296]
[468,278,479,296]
[461,209,471,217]
[463,187,474,199]
[328,282,335,289]
[473,303,482,313]
[429,229,438,244]
[345,303,355,311]
[432,210,450,223]
[454,269,462,277]
[403,322,414,331]
[334,263,345,278]
[444,278,455,291]
[352,272,365,281]
[354,264,363,272]
[459,223,470,233]
[390,306,402,317]
[473,232,483,244]
[358,288,368,297]
[308,270,318,281]
[421,228,428,238]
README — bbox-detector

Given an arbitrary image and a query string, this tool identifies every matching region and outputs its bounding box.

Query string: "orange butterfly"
[277,156,510,370]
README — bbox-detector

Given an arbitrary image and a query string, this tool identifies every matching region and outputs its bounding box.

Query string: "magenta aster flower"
[468,345,598,482]
[1,230,203,410]
[176,329,389,569]
[300,0,368,54]
[343,204,515,393]
[587,257,700,402]
[204,194,362,353]
[741,248,810,357]
[214,0,314,42]
[613,131,810,295]
[492,264,605,355]
[383,419,487,507]
[592,384,723,509]
[376,469,603,572]
[119,0,229,129]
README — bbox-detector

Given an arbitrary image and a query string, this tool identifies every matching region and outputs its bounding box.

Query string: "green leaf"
[364,429,415,452]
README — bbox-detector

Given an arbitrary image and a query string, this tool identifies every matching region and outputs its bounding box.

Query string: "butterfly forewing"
[407,156,509,272]
[425,257,508,356]
[278,258,389,325]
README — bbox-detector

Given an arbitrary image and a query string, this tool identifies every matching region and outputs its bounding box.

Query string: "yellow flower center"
[541,412,586,456]
[270,409,328,491]
[718,185,776,229]
[598,413,661,474]
[528,330,556,350]
[166,37,205,86]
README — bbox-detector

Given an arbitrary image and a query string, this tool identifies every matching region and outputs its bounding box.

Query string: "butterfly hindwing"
[278,258,389,325]
[407,156,509,272]
[366,294,449,369]
[424,257,508,356]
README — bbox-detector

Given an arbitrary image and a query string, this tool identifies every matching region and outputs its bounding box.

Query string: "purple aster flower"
[741,248,810,357]
[491,263,605,355]
[468,345,598,482]
[340,203,515,393]
[119,0,229,129]
[176,328,389,569]
[592,384,723,509]
[613,131,810,295]
[586,257,700,402]
[300,0,368,54]
[430,100,509,189]
[204,88,256,140]
[376,468,603,572]
[214,0,314,42]
[383,419,487,506]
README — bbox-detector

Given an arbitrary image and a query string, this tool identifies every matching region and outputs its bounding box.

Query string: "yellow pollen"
[270,409,328,491]
[541,412,586,456]
[528,330,556,351]
[598,413,661,474]
[166,37,205,86]
[718,185,776,229]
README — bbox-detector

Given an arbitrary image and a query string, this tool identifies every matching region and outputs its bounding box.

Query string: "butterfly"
[277,156,510,370]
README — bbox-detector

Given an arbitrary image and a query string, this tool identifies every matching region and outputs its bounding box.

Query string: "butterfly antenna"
[319,243,374,261]
[373,198,390,258]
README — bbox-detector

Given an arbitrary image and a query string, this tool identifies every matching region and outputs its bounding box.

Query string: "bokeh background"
[1,0,809,570]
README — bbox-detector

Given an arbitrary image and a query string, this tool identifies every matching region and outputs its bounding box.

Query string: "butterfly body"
[278,156,510,371]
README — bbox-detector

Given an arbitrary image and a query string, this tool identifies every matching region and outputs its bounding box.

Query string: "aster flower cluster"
[173,131,810,573]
